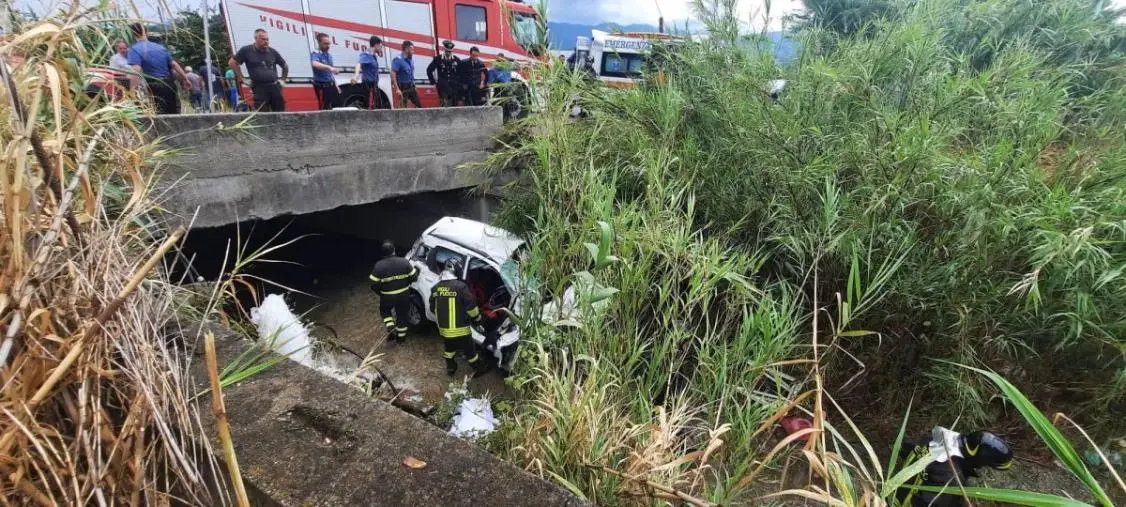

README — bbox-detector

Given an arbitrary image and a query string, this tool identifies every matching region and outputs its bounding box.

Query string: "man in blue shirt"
[127,24,189,114]
[391,41,423,108]
[350,36,384,109]
[488,55,521,120]
[487,55,513,85]
[310,33,340,110]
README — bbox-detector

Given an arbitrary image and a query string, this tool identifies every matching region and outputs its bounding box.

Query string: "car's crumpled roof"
[426,217,525,266]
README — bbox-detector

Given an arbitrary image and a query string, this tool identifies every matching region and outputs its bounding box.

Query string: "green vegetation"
[482,0,1126,503]
[162,10,232,71]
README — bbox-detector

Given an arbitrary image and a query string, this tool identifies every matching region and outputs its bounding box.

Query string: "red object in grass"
[780,415,813,443]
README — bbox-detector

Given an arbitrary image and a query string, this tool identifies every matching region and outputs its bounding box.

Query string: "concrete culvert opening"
[173,189,514,417]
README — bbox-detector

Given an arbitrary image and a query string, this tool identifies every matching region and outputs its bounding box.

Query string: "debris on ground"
[449,397,497,439]
[251,294,314,366]
[780,414,813,443]
[402,456,428,469]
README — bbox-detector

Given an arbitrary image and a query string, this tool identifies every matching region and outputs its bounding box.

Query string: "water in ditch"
[174,189,513,415]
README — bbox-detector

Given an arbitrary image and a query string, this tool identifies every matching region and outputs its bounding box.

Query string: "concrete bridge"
[150,107,503,229]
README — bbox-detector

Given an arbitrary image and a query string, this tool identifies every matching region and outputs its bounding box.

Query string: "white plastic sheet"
[448,397,497,439]
[250,294,314,366]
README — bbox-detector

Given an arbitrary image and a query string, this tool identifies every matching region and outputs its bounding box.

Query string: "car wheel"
[405,291,426,329]
[344,94,366,109]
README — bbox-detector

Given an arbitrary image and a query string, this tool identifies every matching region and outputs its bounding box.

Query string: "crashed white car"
[404,217,611,372]
[402,217,540,372]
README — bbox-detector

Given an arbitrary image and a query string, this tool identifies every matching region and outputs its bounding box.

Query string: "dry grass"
[0,11,220,505]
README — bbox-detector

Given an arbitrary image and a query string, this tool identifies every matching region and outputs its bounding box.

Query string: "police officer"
[457,47,488,106]
[310,33,341,110]
[430,258,492,377]
[427,40,461,107]
[392,41,423,108]
[369,240,418,343]
[350,36,384,109]
[126,23,190,114]
[897,428,1014,507]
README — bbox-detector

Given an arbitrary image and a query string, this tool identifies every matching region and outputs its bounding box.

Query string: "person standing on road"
[202,62,223,111]
[127,24,189,114]
[430,258,492,378]
[350,36,384,109]
[185,66,203,111]
[310,33,341,110]
[391,41,423,108]
[230,28,289,112]
[370,240,419,344]
[458,47,488,106]
[224,67,239,109]
[426,40,460,107]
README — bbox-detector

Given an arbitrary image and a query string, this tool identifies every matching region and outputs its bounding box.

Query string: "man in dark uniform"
[430,258,492,377]
[897,427,1014,507]
[427,40,461,107]
[457,47,488,106]
[369,240,418,343]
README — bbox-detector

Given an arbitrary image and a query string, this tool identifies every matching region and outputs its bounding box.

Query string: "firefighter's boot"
[470,354,493,379]
[446,358,458,377]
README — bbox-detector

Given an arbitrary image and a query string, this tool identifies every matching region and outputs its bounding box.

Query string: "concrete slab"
[150,107,504,229]
[190,326,585,507]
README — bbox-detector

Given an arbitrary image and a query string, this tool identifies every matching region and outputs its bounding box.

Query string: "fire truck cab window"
[511,13,538,48]
[456,5,488,41]
[601,53,645,78]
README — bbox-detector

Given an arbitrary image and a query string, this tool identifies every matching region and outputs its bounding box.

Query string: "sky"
[15,0,804,31]
[548,0,804,31]
[13,0,1126,31]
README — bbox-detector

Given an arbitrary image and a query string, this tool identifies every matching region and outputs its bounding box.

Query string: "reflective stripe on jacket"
[370,256,418,296]
[430,279,480,338]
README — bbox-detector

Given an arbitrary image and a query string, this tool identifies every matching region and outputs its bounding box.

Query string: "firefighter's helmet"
[380,240,396,257]
[961,431,1013,470]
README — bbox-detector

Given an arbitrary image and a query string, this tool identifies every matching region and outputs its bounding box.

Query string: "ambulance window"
[456,5,488,41]
[601,53,645,79]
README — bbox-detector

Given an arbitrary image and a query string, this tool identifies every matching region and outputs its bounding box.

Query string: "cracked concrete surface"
[189,326,586,507]
[150,107,503,229]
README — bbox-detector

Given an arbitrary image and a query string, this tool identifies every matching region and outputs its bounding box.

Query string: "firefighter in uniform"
[897,428,1014,507]
[369,240,418,343]
[427,40,461,107]
[430,257,492,377]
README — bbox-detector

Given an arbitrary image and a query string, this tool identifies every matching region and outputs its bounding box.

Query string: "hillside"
[547,21,800,63]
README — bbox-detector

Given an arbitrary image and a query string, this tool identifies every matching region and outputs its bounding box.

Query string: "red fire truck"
[221,0,541,111]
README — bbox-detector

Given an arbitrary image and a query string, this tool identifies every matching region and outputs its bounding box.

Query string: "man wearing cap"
[427,40,461,107]
[350,36,384,109]
[391,41,423,108]
[457,47,488,106]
